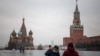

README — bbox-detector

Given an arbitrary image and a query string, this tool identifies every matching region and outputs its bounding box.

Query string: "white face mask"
[53,49,58,53]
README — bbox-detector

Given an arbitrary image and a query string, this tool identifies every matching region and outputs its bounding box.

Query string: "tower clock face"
[77,20,79,24]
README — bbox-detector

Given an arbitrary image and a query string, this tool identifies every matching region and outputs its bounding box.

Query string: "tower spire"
[20,17,27,37]
[23,18,25,23]
[75,0,78,11]
[73,0,80,25]
[76,0,78,2]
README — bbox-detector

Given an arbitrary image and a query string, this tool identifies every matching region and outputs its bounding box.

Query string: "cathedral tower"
[20,18,27,37]
[70,0,84,43]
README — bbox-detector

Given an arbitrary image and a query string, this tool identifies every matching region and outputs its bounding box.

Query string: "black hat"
[54,45,59,49]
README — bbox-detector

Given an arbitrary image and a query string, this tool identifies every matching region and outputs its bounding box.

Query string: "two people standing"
[19,40,25,53]
[45,45,60,56]
[19,45,25,53]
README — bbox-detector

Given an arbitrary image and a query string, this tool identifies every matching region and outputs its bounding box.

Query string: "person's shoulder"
[48,49,53,52]
[74,50,78,53]
[48,49,52,51]
[63,49,69,53]
[74,50,79,56]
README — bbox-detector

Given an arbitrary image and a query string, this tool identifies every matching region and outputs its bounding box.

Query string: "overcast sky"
[0,0,100,47]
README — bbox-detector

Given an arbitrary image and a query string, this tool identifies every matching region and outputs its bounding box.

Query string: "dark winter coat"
[63,47,79,56]
[45,49,60,56]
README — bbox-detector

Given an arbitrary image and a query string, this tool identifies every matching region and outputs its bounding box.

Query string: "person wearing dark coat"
[45,45,52,56]
[52,45,60,56]
[63,42,79,56]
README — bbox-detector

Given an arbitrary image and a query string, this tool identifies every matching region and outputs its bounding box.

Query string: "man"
[45,45,52,56]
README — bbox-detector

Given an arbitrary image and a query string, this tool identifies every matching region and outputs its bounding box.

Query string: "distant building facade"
[7,18,34,50]
[63,0,100,49]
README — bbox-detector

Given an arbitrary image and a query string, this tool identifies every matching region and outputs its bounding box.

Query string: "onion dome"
[11,30,16,36]
[29,30,33,35]
[18,31,22,36]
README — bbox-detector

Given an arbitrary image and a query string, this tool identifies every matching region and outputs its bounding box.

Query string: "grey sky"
[0,0,100,47]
